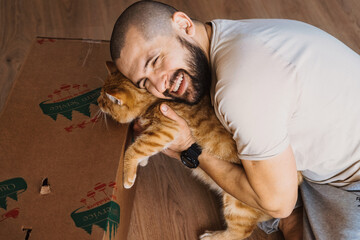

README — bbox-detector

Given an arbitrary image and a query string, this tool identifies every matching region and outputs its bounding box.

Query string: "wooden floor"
[1,0,359,239]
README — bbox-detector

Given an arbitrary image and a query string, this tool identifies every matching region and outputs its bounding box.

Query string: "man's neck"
[193,21,212,62]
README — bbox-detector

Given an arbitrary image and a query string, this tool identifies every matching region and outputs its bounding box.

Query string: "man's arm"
[198,147,298,218]
[160,104,298,218]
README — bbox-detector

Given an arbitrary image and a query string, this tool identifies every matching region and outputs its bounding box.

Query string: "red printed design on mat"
[39,83,101,128]
[0,208,20,223]
[64,115,100,132]
[80,181,117,210]
[47,84,90,103]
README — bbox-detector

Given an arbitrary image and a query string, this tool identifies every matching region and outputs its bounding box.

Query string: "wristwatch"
[180,143,202,168]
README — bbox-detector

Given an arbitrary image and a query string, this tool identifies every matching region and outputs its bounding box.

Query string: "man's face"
[116,27,210,104]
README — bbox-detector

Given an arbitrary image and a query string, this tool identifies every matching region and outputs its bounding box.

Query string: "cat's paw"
[123,173,137,189]
[199,231,218,240]
[123,153,139,189]
[139,157,149,167]
[199,230,249,240]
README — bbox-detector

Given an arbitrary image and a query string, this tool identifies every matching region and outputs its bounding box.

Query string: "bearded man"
[110,1,360,239]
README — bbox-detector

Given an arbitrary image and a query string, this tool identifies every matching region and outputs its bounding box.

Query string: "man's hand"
[160,103,196,160]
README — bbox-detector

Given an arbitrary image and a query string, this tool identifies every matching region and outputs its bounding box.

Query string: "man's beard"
[163,36,211,105]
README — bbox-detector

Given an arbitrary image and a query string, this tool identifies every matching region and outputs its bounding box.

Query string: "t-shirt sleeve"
[213,38,298,160]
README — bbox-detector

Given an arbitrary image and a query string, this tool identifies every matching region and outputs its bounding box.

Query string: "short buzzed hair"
[110,1,177,61]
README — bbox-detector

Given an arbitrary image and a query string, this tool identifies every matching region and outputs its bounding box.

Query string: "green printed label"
[71,201,120,239]
[39,87,101,121]
[0,177,27,210]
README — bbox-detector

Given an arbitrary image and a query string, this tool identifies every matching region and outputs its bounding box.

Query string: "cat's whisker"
[91,109,102,129]
[96,109,103,119]
[97,110,107,129]
[104,112,109,130]
[93,109,100,118]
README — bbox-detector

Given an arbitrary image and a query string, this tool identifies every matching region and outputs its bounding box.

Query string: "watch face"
[181,155,199,168]
[180,143,202,169]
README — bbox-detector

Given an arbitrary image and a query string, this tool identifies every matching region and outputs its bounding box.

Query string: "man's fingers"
[160,103,195,154]
[161,104,182,123]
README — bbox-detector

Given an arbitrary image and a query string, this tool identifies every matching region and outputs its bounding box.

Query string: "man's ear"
[172,12,195,36]
[105,61,118,75]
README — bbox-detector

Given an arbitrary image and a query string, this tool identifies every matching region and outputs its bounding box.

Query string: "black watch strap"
[180,143,202,168]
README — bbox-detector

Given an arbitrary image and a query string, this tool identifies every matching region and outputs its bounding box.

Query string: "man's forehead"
[117,26,147,81]
[117,26,169,82]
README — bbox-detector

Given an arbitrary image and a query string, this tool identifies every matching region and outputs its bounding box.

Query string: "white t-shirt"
[209,19,360,186]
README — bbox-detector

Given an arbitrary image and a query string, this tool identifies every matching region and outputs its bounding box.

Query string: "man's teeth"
[173,73,183,92]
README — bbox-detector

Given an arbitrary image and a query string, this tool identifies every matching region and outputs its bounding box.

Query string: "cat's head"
[97,61,157,123]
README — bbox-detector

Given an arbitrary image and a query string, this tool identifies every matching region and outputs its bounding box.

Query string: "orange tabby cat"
[98,62,300,240]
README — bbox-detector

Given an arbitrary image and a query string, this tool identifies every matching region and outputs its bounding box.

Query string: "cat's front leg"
[123,121,180,189]
[139,157,149,167]
[123,147,149,188]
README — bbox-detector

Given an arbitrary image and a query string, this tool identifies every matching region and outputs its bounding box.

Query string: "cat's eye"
[106,93,122,105]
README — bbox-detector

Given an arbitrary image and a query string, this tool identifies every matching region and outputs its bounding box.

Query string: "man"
[110,1,360,239]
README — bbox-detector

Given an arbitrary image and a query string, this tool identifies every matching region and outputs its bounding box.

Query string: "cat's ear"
[105,61,118,75]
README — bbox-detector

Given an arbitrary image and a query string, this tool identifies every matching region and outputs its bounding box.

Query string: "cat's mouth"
[170,71,188,96]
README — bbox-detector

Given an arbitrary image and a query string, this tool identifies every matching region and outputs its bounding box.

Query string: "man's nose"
[149,71,167,93]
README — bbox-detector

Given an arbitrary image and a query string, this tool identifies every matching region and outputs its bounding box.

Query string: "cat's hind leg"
[123,121,180,188]
[200,193,270,240]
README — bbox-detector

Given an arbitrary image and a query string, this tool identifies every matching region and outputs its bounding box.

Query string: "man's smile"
[172,72,184,92]
[169,70,189,96]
